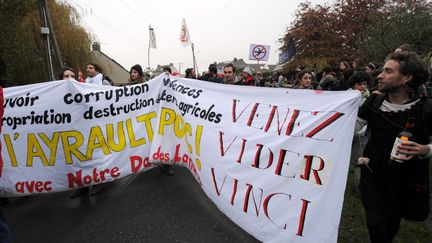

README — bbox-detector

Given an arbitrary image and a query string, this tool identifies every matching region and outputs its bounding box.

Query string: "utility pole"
[191,43,199,75]
[38,0,54,80]
[178,62,183,75]
[38,0,63,80]
[45,0,64,70]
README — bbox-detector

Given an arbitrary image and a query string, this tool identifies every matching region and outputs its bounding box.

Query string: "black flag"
[279,37,296,64]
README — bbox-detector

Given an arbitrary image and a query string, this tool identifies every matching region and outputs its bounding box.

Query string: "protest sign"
[0,75,360,242]
[249,44,271,61]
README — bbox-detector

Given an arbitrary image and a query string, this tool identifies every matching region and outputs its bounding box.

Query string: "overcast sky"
[68,0,329,74]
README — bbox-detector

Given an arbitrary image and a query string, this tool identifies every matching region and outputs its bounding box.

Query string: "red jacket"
[243,76,255,86]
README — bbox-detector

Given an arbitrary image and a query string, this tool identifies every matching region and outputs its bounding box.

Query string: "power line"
[118,0,180,47]
[89,13,178,66]
[92,15,147,50]
[66,0,193,69]
[72,0,187,51]
[67,0,94,32]
[118,0,151,25]
[69,0,151,52]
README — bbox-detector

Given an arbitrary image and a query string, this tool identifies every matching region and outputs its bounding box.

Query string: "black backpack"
[426,81,432,97]
[102,75,114,86]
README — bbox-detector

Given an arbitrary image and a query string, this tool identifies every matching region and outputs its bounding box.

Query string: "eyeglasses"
[63,74,75,78]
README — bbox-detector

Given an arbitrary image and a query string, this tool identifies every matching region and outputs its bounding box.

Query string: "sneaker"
[69,188,88,198]
[90,185,102,196]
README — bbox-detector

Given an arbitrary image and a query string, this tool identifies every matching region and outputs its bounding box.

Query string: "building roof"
[91,50,129,73]
[90,42,130,85]
[215,58,277,73]
[154,63,179,74]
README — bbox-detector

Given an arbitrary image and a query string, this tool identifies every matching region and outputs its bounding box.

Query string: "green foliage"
[280,2,345,71]
[357,0,432,62]
[281,0,432,72]
[0,0,92,86]
[339,162,432,242]
[49,0,92,70]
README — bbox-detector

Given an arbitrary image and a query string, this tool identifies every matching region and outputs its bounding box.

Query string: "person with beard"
[356,51,432,243]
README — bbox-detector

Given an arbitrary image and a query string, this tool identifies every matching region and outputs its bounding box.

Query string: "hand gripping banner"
[0,75,360,242]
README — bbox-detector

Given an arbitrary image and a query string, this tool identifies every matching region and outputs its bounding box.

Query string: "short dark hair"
[347,71,370,88]
[341,61,352,70]
[353,58,365,67]
[386,51,430,90]
[162,66,172,73]
[185,68,194,78]
[208,64,217,74]
[87,63,102,73]
[395,43,412,52]
[223,63,236,73]
[322,65,334,73]
[296,70,312,82]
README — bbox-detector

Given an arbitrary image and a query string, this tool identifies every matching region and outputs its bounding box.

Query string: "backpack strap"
[371,93,386,110]
[420,97,432,135]
[102,75,113,86]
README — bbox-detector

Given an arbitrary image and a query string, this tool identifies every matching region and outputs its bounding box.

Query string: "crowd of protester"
[52,45,430,100]
[153,45,432,243]
[0,43,431,243]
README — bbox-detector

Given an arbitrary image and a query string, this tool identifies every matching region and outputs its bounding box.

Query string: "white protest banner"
[0,75,360,242]
[249,44,271,61]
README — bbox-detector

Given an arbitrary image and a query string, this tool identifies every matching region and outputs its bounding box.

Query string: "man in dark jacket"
[200,64,223,83]
[356,51,431,243]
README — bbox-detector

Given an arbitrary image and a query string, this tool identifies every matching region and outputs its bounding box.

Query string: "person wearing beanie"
[241,66,256,86]
[128,64,145,85]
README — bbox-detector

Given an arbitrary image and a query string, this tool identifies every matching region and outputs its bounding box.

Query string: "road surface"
[2,167,258,242]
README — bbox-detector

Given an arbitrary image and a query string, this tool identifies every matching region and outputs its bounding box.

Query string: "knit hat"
[367,63,376,71]
[130,64,143,76]
[208,64,218,74]
[242,66,255,76]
